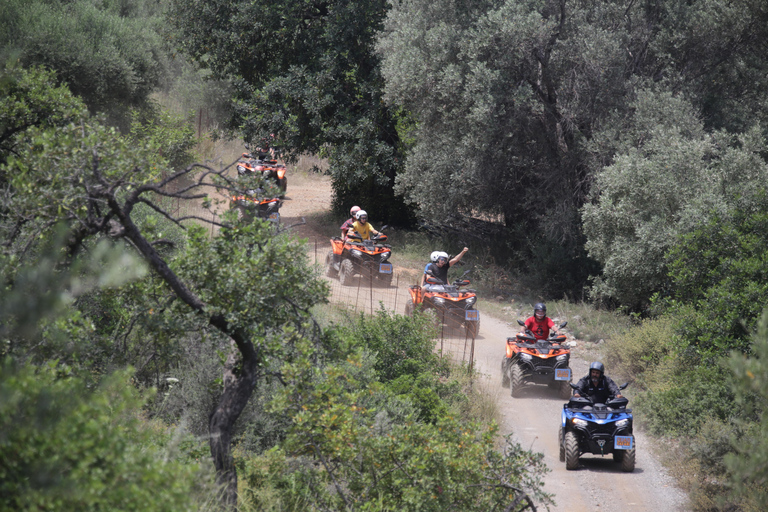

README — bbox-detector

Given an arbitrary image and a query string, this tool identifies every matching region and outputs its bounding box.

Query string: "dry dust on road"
[280,170,690,512]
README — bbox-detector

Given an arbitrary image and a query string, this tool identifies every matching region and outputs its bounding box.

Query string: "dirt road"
[277,171,690,512]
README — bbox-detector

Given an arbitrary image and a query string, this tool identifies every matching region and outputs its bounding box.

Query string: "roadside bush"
[604,315,677,384]
[337,308,445,382]
[635,364,733,435]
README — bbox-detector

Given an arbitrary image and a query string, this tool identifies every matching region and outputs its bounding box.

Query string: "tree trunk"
[209,340,261,511]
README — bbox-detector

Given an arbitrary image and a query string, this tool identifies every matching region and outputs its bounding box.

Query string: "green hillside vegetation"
[3,0,768,510]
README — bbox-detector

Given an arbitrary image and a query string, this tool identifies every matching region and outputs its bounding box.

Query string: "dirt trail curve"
[277,172,690,512]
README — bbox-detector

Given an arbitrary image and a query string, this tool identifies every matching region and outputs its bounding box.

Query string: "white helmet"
[430,251,449,262]
[356,210,368,220]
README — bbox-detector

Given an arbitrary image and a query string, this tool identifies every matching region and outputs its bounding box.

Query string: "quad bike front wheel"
[620,445,636,472]
[559,379,572,400]
[324,251,338,278]
[377,271,393,288]
[509,364,524,398]
[564,431,580,470]
[558,425,565,462]
[339,259,355,286]
[405,301,415,316]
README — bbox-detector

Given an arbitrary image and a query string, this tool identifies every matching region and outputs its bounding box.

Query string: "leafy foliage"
[659,193,768,359]
[0,360,207,511]
[725,313,768,510]
[258,339,552,512]
[1,0,170,124]
[0,66,86,165]
[167,0,412,224]
[582,98,768,309]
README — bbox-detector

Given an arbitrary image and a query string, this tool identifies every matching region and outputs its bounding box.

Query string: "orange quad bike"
[230,191,281,225]
[236,152,287,197]
[502,319,571,398]
[406,269,480,338]
[325,228,393,287]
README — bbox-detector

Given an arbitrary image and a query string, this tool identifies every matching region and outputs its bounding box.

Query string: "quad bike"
[236,152,287,196]
[230,192,281,225]
[559,382,635,472]
[325,229,393,287]
[501,319,571,398]
[406,269,480,338]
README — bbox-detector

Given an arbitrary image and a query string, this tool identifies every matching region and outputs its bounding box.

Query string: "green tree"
[662,192,768,357]
[1,72,327,509]
[726,312,768,510]
[0,361,207,511]
[582,92,768,309]
[167,0,412,224]
[0,66,85,165]
[1,0,170,125]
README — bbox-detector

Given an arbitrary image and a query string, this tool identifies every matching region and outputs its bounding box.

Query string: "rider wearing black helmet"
[573,362,622,403]
[520,302,559,340]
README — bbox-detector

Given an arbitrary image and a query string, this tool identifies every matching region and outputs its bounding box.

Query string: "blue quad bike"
[559,382,635,472]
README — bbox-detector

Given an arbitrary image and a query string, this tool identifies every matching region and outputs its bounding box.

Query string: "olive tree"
[581,90,768,309]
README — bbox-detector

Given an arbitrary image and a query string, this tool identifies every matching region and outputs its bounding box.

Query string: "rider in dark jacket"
[573,362,622,404]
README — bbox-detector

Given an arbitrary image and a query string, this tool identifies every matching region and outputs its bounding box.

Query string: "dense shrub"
[0,361,210,511]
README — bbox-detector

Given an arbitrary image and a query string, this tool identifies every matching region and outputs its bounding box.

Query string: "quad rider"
[573,362,623,403]
[421,248,469,289]
[340,206,361,240]
[520,302,560,340]
[347,210,380,240]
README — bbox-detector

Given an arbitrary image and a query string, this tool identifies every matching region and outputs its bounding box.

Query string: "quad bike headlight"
[433,297,446,305]
[519,353,533,362]
[572,418,588,427]
[351,250,363,258]
[615,419,629,428]
[380,251,391,262]
[237,165,246,174]
[465,296,477,306]
[556,354,569,362]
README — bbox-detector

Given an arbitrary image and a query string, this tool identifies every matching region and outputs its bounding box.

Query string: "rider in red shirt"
[521,303,558,340]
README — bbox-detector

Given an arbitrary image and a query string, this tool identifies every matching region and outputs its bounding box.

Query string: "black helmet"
[534,302,546,313]
[589,362,605,375]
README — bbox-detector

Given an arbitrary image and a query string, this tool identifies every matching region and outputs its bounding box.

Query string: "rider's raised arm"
[449,247,469,267]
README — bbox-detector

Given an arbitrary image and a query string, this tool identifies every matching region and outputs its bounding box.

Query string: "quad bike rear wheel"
[565,431,580,470]
[339,259,355,286]
[509,364,524,398]
[324,251,338,278]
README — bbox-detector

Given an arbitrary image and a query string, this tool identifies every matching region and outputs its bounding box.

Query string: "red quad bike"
[236,152,287,197]
[501,319,571,398]
[406,269,480,338]
[325,228,393,287]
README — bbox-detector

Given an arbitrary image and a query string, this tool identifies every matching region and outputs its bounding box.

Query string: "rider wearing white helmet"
[347,210,380,240]
[421,247,469,287]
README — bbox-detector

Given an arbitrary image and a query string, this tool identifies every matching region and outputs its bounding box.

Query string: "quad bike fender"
[330,238,344,255]
[505,338,517,358]
[408,285,423,304]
